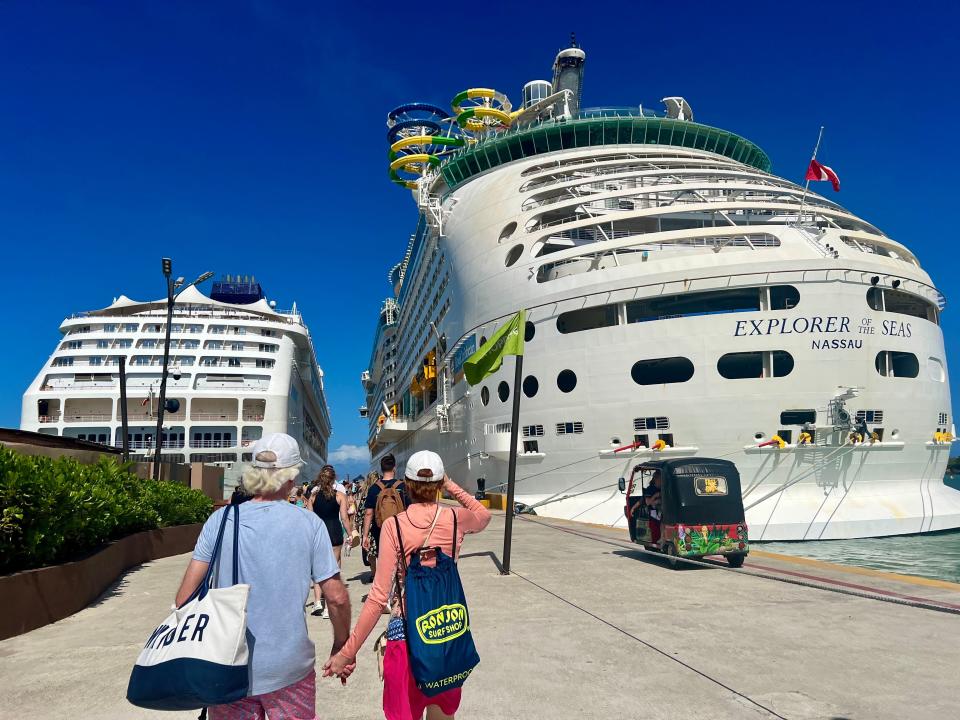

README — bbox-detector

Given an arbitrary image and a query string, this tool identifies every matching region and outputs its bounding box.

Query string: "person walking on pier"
[362,454,408,579]
[324,450,491,719]
[174,433,351,720]
[309,465,353,617]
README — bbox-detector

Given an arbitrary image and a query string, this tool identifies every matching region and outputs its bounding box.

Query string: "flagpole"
[501,351,523,575]
[797,125,824,227]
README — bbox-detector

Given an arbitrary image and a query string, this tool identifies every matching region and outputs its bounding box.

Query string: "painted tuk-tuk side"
[620,457,748,568]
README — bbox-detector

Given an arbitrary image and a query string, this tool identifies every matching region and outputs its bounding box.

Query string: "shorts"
[383,640,461,720]
[208,669,316,720]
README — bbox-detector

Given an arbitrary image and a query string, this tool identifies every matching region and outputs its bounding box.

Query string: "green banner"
[463,310,525,386]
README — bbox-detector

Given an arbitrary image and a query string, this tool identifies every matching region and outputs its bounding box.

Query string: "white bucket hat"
[404,450,445,482]
[250,433,303,469]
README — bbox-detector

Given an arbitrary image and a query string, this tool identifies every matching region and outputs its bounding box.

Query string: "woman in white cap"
[324,450,491,719]
[174,433,352,720]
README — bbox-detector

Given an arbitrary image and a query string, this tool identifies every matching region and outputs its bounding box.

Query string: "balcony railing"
[190,439,237,448]
[38,414,61,423]
[115,440,184,449]
[241,413,265,421]
[191,412,239,421]
[63,413,112,422]
[118,412,186,421]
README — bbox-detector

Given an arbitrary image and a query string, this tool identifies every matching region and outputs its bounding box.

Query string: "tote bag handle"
[184,498,240,606]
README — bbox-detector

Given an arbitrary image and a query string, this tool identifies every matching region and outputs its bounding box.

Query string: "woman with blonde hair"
[174,433,351,720]
[308,464,352,617]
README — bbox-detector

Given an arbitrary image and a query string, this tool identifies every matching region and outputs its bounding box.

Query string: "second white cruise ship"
[21,275,331,488]
[362,40,959,540]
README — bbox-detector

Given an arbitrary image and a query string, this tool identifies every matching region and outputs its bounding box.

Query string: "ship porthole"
[498,381,510,402]
[505,244,524,267]
[499,222,517,243]
[557,369,577,393]
[524,320,535,342]
[481,387,490,406]
[522,375,539,398]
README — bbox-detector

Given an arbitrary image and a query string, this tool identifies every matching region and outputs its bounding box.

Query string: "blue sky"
[1,1,958,476]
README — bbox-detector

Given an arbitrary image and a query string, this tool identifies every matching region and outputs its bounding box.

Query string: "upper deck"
[438,110,771,192]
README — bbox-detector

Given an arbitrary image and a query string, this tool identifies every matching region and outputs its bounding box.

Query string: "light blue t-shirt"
[193,500,339,695]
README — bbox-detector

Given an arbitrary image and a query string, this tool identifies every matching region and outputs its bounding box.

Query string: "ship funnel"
[551,33,586,117]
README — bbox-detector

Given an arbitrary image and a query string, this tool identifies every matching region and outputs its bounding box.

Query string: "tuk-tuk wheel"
[665,542,680,569]
[726,553,746,568]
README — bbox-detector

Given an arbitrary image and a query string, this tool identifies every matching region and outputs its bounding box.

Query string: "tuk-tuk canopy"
[638,458,745,525]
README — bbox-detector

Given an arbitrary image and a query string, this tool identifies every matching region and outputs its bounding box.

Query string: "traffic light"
[162,257,172,275]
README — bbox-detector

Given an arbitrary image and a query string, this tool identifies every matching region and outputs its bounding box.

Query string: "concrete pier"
[1,511,958,719]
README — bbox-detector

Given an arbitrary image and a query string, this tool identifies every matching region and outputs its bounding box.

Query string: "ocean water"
[757,475,960,584]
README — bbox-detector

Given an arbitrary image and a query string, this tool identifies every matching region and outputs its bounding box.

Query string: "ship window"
[556,421,584,435]
[875,351,919,378]
[522,424,544,437]
[718,351,793,379]
[524,321,535,342]
[631,357,694,385]
[498,381,510,402]
[522,375,539,398]
[777,429,793,444]
[523,440,540,453]
[867,287,938,324]
[499,222,517,243]
[557,304,618,333]
[769,285,800,310]
[634,417,669,430]
[634,434,649,448]
[480,387,490,406]
[505,244,524,267]
[855,410,884,424]
[780,410,816,425]
[627,287,764,324]
[557,369,577,393]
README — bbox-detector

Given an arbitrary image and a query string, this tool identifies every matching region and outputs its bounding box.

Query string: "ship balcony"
[38,413,61,423]
[376,416,411,442]
[63,398,113,423]
[190,426,238,449]
[117,397,186,422]
[191,398,239,422]
[36,398,61,423]
[241,399,266,422]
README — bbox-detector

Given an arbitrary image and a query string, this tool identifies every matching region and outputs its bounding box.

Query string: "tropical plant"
[0,447,211,574]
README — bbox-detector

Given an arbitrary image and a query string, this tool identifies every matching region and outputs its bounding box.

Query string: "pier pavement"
[1,510,958,720]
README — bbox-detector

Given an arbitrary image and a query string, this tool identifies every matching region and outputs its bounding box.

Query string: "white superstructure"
[22,276,330,489]
[364,43,958,540]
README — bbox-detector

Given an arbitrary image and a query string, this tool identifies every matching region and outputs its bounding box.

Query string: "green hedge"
[0,447,212,575]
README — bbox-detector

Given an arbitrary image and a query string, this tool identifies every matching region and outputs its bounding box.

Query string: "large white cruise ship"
[362,41,959,540]
[21,275,331,489]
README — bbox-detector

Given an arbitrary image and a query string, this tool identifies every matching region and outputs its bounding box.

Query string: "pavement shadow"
[87,564,147,608]
[611,549,710,572]
[459,551,504,574]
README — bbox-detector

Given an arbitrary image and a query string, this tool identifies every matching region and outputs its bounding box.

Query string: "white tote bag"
[127,502,250,710]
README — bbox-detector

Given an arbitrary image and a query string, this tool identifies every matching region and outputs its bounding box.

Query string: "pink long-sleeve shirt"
[339,480,491,660]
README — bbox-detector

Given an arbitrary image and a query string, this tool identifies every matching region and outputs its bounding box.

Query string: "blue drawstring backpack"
[394,510,480,696]
[127,500,250,710]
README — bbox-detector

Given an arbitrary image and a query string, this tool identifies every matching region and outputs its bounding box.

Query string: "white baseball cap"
[404,450,445,482]
[251,433,303,469]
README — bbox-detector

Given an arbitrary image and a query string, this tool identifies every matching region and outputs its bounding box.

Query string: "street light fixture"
[152,260,213,479]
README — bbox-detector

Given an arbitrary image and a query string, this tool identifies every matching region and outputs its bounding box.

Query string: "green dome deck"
[440,116,771,189]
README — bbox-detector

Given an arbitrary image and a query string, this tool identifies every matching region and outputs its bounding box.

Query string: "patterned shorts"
[208,669,316,720]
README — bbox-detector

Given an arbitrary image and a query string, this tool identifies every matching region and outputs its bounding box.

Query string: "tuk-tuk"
[618,457,748,568]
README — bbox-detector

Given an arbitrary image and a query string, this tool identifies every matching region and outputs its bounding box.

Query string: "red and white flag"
[141,397,149,407]
[806,158,840,192]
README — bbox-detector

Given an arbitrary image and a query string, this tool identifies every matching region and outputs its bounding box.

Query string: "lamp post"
[152,259,213,480]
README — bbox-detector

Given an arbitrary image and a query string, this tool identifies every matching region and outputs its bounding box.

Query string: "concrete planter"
[0,523,201,641]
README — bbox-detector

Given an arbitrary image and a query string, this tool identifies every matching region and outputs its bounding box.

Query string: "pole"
[119,356,130,463]
[153,274,175,480]
[501,352,524,575]
[796,125,824,227]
